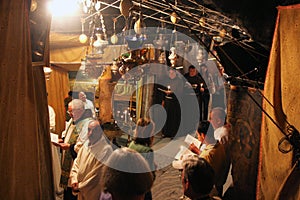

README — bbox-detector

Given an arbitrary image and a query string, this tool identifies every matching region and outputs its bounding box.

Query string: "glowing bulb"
[79,34,88,43]
[110,34,118,44]
[30,0,38,12]
[170,12,178,24]
[48,0,79,17]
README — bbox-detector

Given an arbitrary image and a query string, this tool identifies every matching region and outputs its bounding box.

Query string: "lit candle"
[124,110,128,123]
[200,83,203,88]
[167,85,171,91]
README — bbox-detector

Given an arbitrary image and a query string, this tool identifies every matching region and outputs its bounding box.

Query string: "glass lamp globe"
[110,34,118,44]
[79,34,88,44]
[170,12,178,24]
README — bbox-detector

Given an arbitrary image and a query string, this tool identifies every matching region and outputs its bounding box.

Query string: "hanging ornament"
[30,0,38,12]
[170,12,178,24]
[110,18,118,44]
[111,34,118,44]
[120,0,133,18]
[134,18,143,35]
[79,34,88,43]
[168,47,177,68]
[199,17,205,27]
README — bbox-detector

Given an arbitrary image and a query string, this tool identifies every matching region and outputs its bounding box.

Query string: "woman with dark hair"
[100,148,154,200]
[128,118,156,200]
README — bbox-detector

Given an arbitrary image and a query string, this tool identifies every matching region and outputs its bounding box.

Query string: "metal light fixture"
[110,18,118,44]
[168,47,177,68]
[30,0,38,12]
[120,0,133,19]
[79,22,88,44]
[170,12,178,24]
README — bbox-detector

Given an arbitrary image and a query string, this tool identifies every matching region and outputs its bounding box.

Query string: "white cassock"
[70,135,113,200]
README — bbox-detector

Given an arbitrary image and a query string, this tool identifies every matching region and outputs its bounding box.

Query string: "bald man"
[70,120,113,200]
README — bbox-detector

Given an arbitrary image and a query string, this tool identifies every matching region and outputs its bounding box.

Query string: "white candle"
[200,83,203,88]
[167,85,171,91]
[124,110,128,123]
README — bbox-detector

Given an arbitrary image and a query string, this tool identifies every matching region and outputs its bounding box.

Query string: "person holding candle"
[161,68,185,138]
[184,65,206,123]
[199,63,215,121]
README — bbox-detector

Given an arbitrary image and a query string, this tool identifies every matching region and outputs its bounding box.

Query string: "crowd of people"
[47,63,231,200]
[160,64,228,138]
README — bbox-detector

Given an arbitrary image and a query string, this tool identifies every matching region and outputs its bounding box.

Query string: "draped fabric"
[0,0,54,199]
[257,4,300,200]
[46,65,70,135]
[227,86,262,199]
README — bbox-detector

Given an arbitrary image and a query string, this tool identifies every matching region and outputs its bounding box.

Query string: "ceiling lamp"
[120,0,133,18]
[79,23,88,44]
[170,12,178,24]
[199,17,205,27]
[30,0,38,12]
[134,18,142,35]
[111,34,118,45]
[168,47,177,68]
[93,32,108,54]
[110,18,118,44]
[79,34,88,44]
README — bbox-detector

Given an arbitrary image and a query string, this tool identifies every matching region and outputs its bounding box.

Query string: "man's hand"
[58,143,70,150]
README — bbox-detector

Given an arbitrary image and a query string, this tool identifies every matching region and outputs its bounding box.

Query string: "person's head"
[101,148,154,200]
[68,91,73,97]
[181,156,215,199]
[79,91,87,102]
[196,120,214,143]
[87,120,102,145]
[133,118,155,147]
[68,99,85,121]
[200,63,208,74]
[188,65,198,77]
[168,68,177,79]
[209,107,226,130]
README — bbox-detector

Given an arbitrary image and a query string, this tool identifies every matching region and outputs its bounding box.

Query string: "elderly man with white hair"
[78,91,96,118]
[57,99,94,200]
